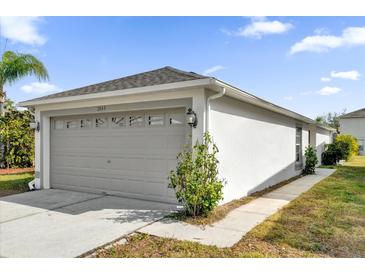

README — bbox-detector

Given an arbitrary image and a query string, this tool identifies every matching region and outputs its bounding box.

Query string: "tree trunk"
[0,87,5,117]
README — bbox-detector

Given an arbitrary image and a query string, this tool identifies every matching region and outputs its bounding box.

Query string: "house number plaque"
[97,105,106,111]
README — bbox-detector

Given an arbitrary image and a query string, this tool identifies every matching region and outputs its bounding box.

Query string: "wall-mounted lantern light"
[186,108,197,128]
[30,121,40,132]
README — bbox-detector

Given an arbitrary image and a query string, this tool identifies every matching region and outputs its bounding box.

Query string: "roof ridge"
[20,66,208,103]
[341,107,365,118]
[163,66,209,79]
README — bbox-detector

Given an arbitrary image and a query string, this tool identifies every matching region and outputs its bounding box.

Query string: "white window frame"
[295,126,303,169]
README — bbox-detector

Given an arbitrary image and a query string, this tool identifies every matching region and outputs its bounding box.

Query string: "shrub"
[321,142,348,165]
[0,109,35,168]
[169,132,224,217]
[303,146,318,174]
[335,134,359,160]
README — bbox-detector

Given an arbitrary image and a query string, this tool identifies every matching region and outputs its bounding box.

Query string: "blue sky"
[1,16,364,118]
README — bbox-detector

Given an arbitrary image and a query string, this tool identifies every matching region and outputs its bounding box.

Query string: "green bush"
[321,135,358,165]
[335,134,359,160]
[169,133,224,217]
[303,146,318,174]
[322,143,342,165]
[0,109,35,168]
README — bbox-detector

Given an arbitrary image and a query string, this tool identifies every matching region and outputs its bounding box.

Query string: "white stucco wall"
[315,127,333,164]
[209,96,309,203]
[340,118,365,155]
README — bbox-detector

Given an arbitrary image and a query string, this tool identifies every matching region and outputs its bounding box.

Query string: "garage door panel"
[51,108,188,203]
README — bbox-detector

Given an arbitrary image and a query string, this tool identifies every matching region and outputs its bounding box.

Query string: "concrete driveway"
[0,189,176,258]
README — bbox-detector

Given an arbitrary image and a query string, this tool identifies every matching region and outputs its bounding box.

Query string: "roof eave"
[18,78,213,107]
[211,79,315,125]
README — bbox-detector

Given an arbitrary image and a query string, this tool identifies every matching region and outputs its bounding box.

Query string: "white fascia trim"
[18,78,212,107]
[212,79,315,125]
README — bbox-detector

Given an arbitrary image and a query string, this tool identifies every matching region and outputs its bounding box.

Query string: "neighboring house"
[340,108,365,155]
[19,66,334,204]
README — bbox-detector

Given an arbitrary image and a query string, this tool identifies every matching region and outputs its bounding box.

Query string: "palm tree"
[0,51,49,115]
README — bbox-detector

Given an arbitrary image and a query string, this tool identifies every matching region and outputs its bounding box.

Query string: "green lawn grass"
[93,156,365,258]
[0,172,34,197]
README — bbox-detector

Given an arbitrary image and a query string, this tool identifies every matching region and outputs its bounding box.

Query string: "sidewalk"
[139,168,336,247]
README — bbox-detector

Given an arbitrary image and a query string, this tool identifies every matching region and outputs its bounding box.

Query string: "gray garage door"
[50,108,189,204]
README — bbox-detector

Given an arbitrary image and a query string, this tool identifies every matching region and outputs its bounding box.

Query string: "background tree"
[0,50,49,116]
[0,107,35,168]
[315,109,347,133]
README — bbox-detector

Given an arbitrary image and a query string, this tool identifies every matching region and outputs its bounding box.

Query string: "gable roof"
[340,108,365,119]
[21,66,208,104]
[18,66,336,130]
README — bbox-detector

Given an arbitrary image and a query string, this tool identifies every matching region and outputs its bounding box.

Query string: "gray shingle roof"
[23,66,208,103]
[340,108,365,118]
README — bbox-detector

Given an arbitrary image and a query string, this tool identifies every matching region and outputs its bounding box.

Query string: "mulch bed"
[0,167,34,175]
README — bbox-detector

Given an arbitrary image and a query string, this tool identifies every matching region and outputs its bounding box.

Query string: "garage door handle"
[107,160,111,163]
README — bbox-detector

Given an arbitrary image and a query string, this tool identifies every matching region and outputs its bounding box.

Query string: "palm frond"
[0,51,49,87]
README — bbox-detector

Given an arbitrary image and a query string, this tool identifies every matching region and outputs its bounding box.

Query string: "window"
[111,116,126,128]
[168,113,184,126]
[148,114,164,126]
[295,127,303,167]
[54,120,64,129]
[358,139,364,154]
[129,115,144,127]
[65,120,77,129]
[95,117,108,128]
[80,118,92,129]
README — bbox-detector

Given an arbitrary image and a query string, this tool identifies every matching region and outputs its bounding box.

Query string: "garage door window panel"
[129,115,144,127]
[111,116,126,128]
[65,120,78,129]
[168,112,185,126]
[95,117,108,128]
[148,114,164,126]
[54,120,64,130]
[80,118,92,129]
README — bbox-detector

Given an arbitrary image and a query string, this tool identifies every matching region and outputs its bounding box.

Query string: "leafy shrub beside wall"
[321,134,359,165]
[303,146,318,174]
[169,133,224,217]
[0,109,35,168]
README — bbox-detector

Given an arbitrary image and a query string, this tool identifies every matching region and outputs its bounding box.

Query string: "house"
[19,66,334,204]
[340,108,365,155]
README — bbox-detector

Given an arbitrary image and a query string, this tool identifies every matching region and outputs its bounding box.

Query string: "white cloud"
[330,70,360,80]
[225,17,293,39]
[317,86,341,96]
[283,96,294,101]
[21,82,60,94]
[203,65,226,75]
[290,26,365,55]
[321,77,332,82]
[0,16,46,46]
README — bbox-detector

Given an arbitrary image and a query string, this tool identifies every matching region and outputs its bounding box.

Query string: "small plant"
[303,146,318,174]
[169,132,224,217]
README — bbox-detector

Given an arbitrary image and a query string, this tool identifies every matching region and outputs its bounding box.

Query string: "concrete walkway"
[139,168,336,247]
